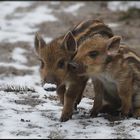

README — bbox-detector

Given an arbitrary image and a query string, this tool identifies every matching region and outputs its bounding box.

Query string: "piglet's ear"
[106,36,121,55]
[62,31,77,54]
[34,32,46,55]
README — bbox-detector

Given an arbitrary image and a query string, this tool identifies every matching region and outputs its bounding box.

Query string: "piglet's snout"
[43,83,57,92]
[67,62,79,72]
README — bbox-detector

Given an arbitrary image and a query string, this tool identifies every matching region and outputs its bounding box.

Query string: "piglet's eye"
[58,59,65,69]
[88,51,99,58]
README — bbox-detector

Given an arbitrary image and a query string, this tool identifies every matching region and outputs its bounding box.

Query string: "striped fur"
[71,19,113,46]
[71,35,140,117]
[121,46,140,63]
[35,19,114,121]
[46,19,114,52]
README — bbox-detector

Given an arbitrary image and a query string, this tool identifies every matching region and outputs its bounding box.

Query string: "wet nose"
[43,83,57,92]
[68,62,79,72]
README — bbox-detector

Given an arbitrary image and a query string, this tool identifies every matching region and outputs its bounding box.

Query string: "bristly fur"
[34,19,114,122]
[71,19,113,46]
[72,35,140,117]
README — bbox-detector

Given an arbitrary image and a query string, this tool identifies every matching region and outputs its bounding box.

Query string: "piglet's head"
[34,32,77,91]
[67,35,121,77]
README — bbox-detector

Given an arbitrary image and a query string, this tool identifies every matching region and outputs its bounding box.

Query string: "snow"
[43,83,57,90]
[50,1,60,5]
[0,62,35,70]
[44,37,53,44]
[108,2,140,12]
[0,1,140,139]
[108,23,119,28]
[63,3,85,15]
[0,2,31,18]
[0,1,57,43]
[12,48,27,64]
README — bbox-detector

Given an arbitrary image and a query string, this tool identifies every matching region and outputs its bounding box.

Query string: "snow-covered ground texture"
[0,1,140,139]
[108,1,140,11]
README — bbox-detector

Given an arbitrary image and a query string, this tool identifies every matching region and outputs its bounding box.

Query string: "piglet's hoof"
[60,113,72,122]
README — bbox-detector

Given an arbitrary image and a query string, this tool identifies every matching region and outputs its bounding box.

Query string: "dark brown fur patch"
[71,20,113,47]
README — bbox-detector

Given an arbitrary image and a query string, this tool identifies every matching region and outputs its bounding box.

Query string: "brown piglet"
[34,19,114,121]
[68,35,140,118]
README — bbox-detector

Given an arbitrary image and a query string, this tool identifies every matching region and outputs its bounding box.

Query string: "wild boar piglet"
[68,35,140,118]
[34,19,114,121]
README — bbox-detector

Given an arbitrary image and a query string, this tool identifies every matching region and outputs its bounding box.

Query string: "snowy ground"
[0,1,140,139]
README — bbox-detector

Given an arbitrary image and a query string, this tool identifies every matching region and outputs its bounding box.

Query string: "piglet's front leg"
[60,96,74,122]
[57,85,66,105]
[60,84,78,122]
[74,78,88,110]
[90,78,104,117]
